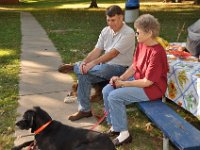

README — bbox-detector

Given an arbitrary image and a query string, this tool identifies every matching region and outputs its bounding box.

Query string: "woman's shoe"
[112,134,132,146]
[105,130,120,137]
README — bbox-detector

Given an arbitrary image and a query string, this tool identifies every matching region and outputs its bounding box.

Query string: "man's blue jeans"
[74,62,127,112]
[102,77,149,132]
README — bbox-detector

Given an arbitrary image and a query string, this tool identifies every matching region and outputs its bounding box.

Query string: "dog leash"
[90,110,108,130]
[18,120,52,136]
[28,140,37,150]
[17,120,52,150]
[34,120,52,134]
[17,133,35,139]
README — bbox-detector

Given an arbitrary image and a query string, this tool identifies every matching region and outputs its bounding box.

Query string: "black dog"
[12,107,116,150]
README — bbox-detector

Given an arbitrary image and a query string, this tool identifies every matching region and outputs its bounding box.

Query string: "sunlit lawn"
[30,2,200,63]
[0,12,20,150]
[0,0,200,149]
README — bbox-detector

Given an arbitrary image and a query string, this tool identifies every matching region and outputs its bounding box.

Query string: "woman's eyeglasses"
[135,31,139,36]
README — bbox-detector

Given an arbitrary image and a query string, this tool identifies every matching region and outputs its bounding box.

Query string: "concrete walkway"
[14,12,97,146]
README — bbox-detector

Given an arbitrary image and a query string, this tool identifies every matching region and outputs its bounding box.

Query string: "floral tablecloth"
[166,55,200,119]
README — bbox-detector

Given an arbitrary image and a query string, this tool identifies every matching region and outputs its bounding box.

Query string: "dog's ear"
[16,109,35,130]
[31,106,52,130]
[33,106,41,112]
[25,110,35,129]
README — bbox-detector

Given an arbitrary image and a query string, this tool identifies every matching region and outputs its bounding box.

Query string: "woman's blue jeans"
[102,77,149,132]
[73,62,127,112]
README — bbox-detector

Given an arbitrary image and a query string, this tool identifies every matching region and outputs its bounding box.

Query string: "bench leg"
[162,96,166,103]
[162,97,169,150]
[163,134,169,150]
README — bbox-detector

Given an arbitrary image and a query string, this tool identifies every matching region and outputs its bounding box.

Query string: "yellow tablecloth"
[166,55,200,119]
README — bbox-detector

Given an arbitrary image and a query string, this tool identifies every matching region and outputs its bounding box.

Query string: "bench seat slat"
[138,100,200,150]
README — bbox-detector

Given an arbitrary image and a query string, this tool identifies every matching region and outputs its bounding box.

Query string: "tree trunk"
[0,0,19,4]
[89,0,98,8]
[171,0,182,2]
[194,0,200,4]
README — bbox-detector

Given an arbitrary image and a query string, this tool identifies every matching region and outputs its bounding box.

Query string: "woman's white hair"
[134,14,160,38]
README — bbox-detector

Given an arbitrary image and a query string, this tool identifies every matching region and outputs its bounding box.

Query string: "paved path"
[14,12,97,146]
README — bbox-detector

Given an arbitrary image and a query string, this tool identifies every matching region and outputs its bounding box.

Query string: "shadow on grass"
[29,7,200,64]
[0,12,20,150]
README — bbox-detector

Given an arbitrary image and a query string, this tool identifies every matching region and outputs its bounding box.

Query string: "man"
[68,5,135,121]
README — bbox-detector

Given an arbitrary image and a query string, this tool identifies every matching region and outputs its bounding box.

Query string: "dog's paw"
[58,64,73,73]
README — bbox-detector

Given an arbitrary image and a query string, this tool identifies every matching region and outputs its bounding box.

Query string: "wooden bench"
[137,99,200,150]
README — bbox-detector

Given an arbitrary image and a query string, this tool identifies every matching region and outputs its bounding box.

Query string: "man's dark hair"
[106,5,123,17]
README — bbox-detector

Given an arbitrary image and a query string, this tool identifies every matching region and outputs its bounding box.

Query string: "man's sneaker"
[68,111,92,121]
[64,96,77,103]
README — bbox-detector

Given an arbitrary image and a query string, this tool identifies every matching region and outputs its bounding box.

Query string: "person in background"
[67,5,135,121]
[102,14,168,146]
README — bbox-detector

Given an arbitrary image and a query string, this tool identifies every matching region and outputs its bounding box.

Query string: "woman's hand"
[109,76,119,86]
[114,80,124,88]
[109,76,125,88]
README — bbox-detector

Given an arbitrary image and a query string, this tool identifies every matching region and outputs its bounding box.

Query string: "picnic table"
[165,43,200,119]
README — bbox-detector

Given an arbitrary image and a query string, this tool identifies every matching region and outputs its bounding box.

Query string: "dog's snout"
[16,120,21,126]
[16,119,24,125]
[15,119,30,130]
[15,120,23,127]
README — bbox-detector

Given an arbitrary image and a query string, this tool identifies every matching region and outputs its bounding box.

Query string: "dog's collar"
[34,120,52,134]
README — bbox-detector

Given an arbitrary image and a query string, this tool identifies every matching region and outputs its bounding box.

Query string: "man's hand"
[80,61,96,74]
[79,62,86,74]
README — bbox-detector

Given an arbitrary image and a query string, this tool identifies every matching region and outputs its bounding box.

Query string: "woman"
[102,14,169,146]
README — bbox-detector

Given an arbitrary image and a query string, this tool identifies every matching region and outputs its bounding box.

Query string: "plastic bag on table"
[186,19,200,58]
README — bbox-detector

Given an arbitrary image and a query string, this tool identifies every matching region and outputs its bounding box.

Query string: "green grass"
[29,3,200,64]
[0,0,200,149]
[0,12,21,150]
[30,3,200,149]
[32,9,106,63]
[92,102,165,150]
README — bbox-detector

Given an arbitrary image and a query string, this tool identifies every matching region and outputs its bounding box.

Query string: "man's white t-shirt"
[95,23,135,67]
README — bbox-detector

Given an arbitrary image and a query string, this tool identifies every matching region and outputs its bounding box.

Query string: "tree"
[194,0,200,4]
[0,0,18,4]
[89,0,98,8]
